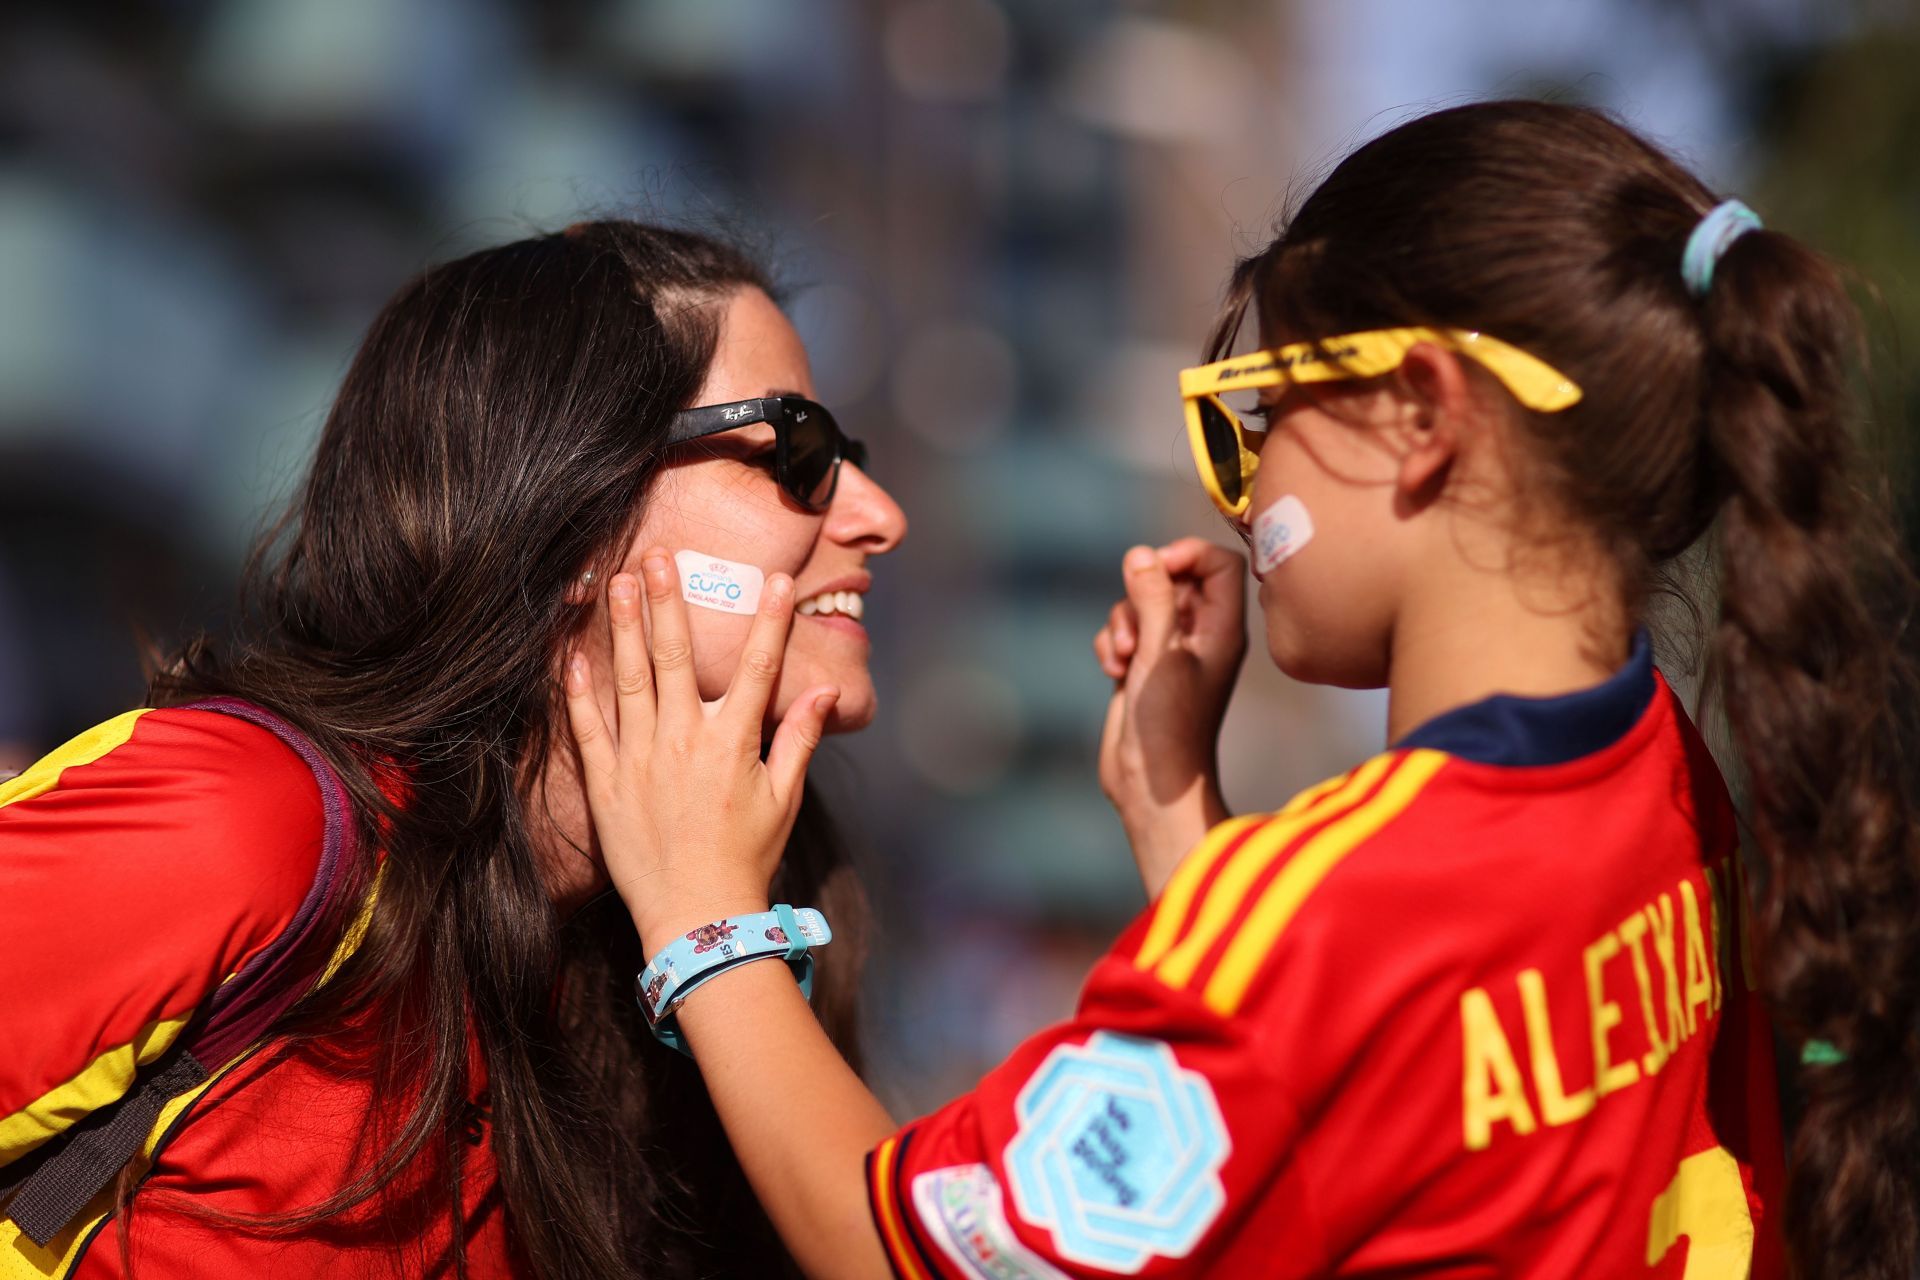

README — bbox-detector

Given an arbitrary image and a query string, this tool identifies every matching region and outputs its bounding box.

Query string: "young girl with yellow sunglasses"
[565,101,1918,1278]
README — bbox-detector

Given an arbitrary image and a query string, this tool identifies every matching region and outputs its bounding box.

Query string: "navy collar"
[1391,631,1656,767]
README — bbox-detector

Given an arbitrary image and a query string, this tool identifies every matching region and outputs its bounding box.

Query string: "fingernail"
[609,575,636,601]
[1125,548,1156,573]
[814,690,840,712]
[768,574,792,602]
[641,555,669,577]
[567,654,588,691]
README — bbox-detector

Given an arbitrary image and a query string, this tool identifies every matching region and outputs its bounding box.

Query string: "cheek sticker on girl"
[675,550,765,615]
[1251,495,1315,575]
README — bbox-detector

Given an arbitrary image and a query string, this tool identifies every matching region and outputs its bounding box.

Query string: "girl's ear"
[1391,343,1475,508]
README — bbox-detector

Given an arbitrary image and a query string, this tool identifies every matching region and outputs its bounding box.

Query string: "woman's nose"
[824,461,907,554]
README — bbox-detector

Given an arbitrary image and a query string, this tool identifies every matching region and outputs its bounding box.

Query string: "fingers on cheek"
[609,573,641,622]
[641,553,674,598]
[764,573,793,615]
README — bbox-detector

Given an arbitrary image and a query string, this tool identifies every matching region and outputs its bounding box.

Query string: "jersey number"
[1646,1147,1754,1278]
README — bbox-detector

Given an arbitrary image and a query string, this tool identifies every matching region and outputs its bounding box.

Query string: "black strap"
[7,1051,209,1247]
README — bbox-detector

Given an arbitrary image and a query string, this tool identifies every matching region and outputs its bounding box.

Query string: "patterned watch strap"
[636,906,831,1050]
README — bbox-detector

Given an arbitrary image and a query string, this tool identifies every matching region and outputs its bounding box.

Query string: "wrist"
[1121,771,1228,839]
[636,904,833,1056]
[633,894,772,959]
[1123,777,1230,898]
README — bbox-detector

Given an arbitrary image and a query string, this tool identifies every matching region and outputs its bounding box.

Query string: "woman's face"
[617,286,907,733]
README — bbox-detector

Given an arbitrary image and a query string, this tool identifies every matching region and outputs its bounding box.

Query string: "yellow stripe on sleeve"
[1281,767,1364,818]
[1136,771,1356,974]
[1134,815,1268,972]
[317,860,386,989]
[0,1013,193,1171]
[870,1136,932,1280]
[1153,755,1397,991]
[0,1039,244,1280]
[0,710,149,813]
[1202,749,1449,1016]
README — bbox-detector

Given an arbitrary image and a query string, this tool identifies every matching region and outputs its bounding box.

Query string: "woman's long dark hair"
[1211,102,1919,1277]
[145,220,867,1277]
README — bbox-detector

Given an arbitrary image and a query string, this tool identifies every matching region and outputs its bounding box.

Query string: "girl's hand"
[1092,538,1247,896]
[564,549,840,954]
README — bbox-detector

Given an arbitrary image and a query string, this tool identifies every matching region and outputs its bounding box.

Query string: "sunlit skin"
[534,286,906,910]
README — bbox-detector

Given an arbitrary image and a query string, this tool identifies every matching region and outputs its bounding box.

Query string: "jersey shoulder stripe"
[1134,814,1268,971]
[1133,766,1364,975]
[1201,748,1447,1015]
[0,1013,192,1174]
[0,710,149,813]
[1128,767,1359,974]
[1147,754,1400,991]
[0,1028,249,1278]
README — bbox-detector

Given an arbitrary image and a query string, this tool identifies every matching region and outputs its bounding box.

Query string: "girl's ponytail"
[1232,100,1920,1272]
[1700,225,1920,1279]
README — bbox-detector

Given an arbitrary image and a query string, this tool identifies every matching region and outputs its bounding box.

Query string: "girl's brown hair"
[1213,101,1919,1276]
[144,220,865,1277]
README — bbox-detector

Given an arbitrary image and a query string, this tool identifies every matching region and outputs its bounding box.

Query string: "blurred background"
[2,0,1914,1114]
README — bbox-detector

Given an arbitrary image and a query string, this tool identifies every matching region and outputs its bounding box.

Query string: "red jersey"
[0,706,510,1279]
[869,639,1785,1278]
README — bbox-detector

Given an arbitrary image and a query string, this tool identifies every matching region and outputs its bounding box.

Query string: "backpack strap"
[174,698,360,1066]
[4,699,360,1248]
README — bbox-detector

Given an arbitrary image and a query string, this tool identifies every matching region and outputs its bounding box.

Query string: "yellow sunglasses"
[1177,326,1584,516]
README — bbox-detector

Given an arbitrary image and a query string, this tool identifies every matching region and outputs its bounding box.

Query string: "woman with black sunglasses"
[0,220,904,1278]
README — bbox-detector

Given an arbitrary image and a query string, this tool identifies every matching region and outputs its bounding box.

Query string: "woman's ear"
[1391,343,1475,509]
[565,568,599,607]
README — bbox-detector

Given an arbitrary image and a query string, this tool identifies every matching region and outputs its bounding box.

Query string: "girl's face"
[1232,381,1418,690]
[618,286,907,733]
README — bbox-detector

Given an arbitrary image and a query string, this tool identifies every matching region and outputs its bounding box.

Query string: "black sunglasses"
[667,395,868,512]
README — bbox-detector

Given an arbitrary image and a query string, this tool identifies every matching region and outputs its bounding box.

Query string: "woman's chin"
[768,681,877,738]
[824,695,876,735]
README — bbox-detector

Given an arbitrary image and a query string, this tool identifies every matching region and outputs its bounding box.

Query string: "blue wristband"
[636,905,831,1055]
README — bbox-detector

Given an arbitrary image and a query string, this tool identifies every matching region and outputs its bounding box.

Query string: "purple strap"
[178,698,359,1065]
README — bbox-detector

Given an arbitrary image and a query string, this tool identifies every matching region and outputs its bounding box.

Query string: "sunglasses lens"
[782,400,841,508]
[1197,398,1243,506]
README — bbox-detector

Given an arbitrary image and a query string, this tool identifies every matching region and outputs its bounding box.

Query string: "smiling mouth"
[796,590,865,621]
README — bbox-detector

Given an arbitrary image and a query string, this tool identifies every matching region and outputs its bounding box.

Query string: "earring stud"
[580,569,597,589]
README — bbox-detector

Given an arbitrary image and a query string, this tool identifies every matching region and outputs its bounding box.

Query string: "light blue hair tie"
[1681,199,1763,297]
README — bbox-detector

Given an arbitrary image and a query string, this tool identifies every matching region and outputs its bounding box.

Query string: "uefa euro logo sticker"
[911,1164,1071,1280]
[1003,1033,1230,1272]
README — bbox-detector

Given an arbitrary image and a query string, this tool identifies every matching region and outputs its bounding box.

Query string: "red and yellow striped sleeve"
[864,751,1449,1278]
[0,707,326,1172]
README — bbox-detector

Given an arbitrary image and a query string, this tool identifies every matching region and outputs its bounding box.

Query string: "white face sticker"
[674,550,765,615]
[1251,494,1315,575]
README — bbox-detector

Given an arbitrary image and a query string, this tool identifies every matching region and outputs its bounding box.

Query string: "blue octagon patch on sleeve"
[1003,1032,1231,1272]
